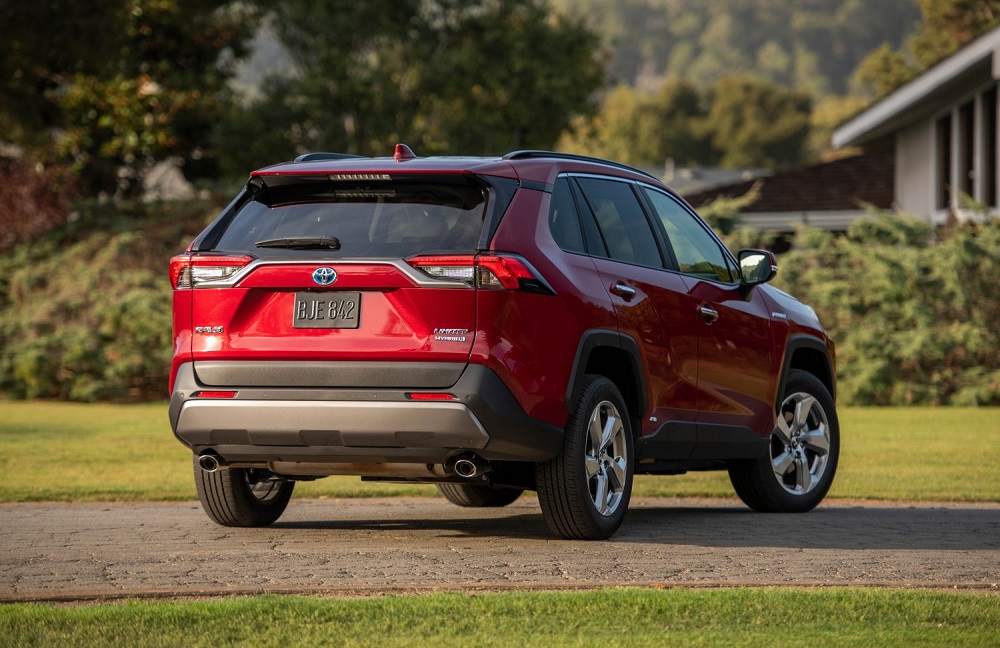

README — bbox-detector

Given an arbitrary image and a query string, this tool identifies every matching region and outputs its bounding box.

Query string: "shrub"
[774,213,999,405]
[0,199,218,401]
[0,157,79,254]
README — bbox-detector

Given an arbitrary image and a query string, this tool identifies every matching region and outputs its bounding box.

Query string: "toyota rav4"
[169,145,839,540]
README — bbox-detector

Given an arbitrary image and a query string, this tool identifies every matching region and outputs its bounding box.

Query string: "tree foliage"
[557,81,711,167]
[853,0,1000,97]
[0,157,79,254]
[0,0,259,195]
[214,0,604,170]
[704,76,812,168]
[560,76,812,169]
[549,0,918,96]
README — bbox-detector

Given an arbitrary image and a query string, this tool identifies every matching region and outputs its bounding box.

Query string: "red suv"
[169,145,839,540]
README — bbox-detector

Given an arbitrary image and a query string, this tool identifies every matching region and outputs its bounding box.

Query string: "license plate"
[293,292,361,329]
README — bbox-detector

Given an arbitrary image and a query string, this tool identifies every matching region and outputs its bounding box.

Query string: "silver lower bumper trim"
[175,400,489,450]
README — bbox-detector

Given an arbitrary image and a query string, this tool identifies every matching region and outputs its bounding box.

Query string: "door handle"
[610,282,637,301]
[697,304,719,323]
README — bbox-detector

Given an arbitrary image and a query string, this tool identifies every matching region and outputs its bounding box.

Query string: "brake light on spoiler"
[407,254,555,295]
[169,255,254,289]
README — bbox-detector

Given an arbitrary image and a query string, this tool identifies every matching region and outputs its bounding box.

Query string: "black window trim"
[544,176,592,258]
[568,174,671,271]
[563,172,741,287]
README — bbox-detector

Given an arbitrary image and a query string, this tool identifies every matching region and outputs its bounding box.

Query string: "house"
[686,26,1000,230]
[833,25,1000,223]
[682,146,894,232]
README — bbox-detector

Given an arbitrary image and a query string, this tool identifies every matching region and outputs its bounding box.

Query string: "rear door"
[571,176,702,433]
[186,175,490,387]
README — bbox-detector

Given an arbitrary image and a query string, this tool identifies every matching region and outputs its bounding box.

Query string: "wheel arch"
[566,330,647,432]
[778,334,836,408]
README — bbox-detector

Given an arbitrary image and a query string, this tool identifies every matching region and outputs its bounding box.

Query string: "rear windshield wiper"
[255,236,341,250]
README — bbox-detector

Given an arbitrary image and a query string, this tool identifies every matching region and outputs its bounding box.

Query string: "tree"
[223,0,604,165]
[853,0,1000,98]
[700,76,812,169]
[560,75,811,169]
[0,1,259,196]
[557,81,712,167]
[548,0,918,96]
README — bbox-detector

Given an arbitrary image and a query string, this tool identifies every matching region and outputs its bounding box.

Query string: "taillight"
[407,254,555,295]
[169,255,254,289]
[408,255,478,285]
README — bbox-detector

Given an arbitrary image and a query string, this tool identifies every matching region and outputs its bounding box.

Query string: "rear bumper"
[169,362,563,464]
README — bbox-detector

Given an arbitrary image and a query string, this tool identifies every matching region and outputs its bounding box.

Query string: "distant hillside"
[551,0,920,95]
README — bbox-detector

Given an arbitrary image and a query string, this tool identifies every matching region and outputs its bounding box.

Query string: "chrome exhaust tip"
[453,456,487,479]
[198,455,220,473]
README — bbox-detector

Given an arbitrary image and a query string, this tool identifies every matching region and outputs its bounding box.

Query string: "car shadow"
[273,513,553,540]
[271,504,1000,551]
[617,505,1000,551]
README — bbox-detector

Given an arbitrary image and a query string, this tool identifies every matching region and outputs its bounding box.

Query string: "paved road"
[2,497,998,601]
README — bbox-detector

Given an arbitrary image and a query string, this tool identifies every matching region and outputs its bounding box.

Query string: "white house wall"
[894,120,936,220]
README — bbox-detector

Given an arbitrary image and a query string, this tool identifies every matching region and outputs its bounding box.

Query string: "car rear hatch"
[174,171,514,390]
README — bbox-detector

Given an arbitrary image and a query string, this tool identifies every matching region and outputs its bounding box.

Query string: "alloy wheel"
[584,400,629,516]
[771,392,832,495]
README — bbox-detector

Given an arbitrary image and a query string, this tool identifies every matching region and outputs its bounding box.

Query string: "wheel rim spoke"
[593,472,609,515]
[607,456,626,490]
[795,455,813,492]
[792,396,816,432]
[588,415,604,453]
[774,413,794,445]
[585,454,601,479]
[772,450,794,476]
[600,414,617,452]
[802,426,830,455]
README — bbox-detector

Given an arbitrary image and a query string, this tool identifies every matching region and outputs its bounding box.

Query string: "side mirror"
[738,249,777,286]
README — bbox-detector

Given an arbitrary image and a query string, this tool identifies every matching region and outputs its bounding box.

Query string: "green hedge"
[1,202,996,405]
[0,200,217,401]
[772,214,999,405]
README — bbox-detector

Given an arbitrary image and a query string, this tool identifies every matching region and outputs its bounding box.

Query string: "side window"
[548,178,586,254]
[576,177,663,268]
[643,188,734,283]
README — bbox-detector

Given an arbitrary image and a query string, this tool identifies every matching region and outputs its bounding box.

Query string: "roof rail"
[293,152,367,162]
[502,150,659,181]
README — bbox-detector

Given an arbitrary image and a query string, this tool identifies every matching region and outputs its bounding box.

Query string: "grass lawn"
[0,402,997,503]
[2,589,999,647]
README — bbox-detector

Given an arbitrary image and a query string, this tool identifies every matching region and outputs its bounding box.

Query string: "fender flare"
[776,334,835,409]
[565,329,648,420]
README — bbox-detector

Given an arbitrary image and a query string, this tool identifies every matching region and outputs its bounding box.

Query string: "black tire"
[536,375,634,540]
[193,456,294,527]
[436,483,524,507]
[728,370,840,513]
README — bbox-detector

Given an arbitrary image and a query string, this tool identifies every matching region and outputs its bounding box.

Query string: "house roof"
[682,146,894,215]
[833,25,1000,147]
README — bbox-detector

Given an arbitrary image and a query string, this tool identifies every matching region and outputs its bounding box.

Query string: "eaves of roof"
[833,25,1000,148]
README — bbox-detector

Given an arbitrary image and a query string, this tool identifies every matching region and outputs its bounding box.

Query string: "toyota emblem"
[312,267,337,285]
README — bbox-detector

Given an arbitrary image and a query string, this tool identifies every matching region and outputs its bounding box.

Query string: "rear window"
[212,179,488,258]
